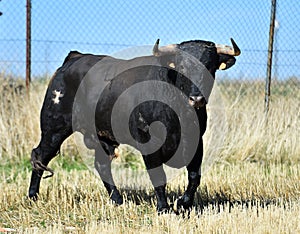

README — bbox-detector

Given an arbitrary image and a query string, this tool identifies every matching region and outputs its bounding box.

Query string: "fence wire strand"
[0,0,299,96]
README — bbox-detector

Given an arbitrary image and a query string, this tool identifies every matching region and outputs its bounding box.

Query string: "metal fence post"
[26,0,31,93]
[265,0,277,119]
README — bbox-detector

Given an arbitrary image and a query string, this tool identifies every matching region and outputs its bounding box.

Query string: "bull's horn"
[216,38,241,56]
[153,39,177,56]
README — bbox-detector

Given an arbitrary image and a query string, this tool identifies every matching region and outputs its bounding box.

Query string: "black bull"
[29,39,240,212]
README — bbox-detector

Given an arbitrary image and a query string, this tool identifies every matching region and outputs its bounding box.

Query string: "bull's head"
[153,38,240,108]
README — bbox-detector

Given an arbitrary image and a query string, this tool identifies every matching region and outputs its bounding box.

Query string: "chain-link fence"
[0,0,299,98]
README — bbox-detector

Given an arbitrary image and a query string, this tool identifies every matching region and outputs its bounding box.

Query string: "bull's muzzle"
[189,95,206,108]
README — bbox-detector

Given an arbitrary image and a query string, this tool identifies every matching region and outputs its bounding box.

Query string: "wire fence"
[0,0,299,99]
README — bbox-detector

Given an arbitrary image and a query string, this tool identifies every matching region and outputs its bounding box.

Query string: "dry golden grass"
[0,164,299,233]
[0,76,299,233]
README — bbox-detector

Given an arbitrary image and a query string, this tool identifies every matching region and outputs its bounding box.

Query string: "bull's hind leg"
[29,94,73,200]
[94,144,123,205]
[29,126,72,199]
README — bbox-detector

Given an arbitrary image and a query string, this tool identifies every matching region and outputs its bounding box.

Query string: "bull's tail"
[31,158,54,179]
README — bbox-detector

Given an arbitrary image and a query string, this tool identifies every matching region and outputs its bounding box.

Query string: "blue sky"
[0,0,299,79]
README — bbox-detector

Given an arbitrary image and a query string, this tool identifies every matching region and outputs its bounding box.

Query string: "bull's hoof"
[28,191,39,201]
[110,191,123,205]
[112,196,123,205]
[172,196,193,215]
[157,205,171,215]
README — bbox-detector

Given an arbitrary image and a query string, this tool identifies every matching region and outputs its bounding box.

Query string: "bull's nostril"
[189,96,206,108]
[189,96,196,101]
[198,96,206,103]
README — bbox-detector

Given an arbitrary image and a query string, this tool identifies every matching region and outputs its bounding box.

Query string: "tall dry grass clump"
[204,80,300,165]
[0,78,43,162]
[0,76,80,165]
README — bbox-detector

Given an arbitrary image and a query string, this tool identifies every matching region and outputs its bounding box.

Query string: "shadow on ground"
[119,186,286,215]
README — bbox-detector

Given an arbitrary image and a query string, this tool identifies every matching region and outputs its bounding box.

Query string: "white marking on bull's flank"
[52,90,64,104]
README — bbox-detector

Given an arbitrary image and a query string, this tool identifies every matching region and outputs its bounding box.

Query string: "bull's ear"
[218,55,236,70]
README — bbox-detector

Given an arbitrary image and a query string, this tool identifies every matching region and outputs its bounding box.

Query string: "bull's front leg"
[174,138,203,212]
[143,154,169,213]
[149,167,169,213]
[94,145,123,205]
[174,171,200,212]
